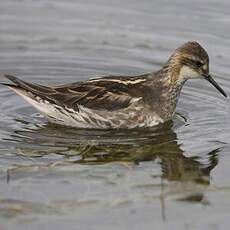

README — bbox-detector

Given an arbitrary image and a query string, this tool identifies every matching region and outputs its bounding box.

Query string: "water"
[0,0,230,229]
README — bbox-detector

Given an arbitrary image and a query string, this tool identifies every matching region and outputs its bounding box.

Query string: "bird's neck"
[154,63,187,120]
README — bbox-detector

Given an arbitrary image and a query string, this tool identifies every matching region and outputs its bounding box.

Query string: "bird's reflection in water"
[9,120,219,185]
[4,120,219,222]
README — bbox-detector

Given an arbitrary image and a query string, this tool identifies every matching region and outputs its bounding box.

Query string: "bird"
[2,41,227,129]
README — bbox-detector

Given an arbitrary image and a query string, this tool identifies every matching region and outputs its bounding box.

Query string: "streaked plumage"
[2,41,227,129]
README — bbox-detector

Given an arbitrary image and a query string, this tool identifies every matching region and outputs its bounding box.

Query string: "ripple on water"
[1,0,230,229]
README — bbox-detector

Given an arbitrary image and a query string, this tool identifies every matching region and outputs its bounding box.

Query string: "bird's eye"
[193,59,203,67]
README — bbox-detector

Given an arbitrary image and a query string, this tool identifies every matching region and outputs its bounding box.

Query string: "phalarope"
[3,41,227,129]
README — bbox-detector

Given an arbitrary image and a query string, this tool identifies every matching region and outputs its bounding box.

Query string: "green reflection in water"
[7,120,219,185]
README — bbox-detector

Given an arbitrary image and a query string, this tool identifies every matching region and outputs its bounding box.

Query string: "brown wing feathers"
[4,75,134,111]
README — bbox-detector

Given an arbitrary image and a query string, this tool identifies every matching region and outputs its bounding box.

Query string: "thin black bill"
[204,74,227,98]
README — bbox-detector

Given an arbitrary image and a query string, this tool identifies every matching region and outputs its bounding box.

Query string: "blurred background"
[0,0,230,229]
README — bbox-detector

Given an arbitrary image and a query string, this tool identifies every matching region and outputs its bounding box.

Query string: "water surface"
[0,0,230,229]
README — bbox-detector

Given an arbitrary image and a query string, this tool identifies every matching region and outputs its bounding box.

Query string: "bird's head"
[168,41,227,97]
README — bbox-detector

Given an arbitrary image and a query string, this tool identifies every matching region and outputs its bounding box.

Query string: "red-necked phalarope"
[2,41,227,129]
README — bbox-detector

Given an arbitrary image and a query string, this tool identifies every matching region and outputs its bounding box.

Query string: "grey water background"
[0,0,230,229]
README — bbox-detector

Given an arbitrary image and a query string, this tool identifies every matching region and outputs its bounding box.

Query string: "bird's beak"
[203,74,227,97]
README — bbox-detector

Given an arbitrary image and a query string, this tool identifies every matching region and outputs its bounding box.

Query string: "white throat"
[179,65,201,82]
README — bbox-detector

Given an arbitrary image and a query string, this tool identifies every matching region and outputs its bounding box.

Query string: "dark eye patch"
[193,59,203,67]
[184,57,204,68]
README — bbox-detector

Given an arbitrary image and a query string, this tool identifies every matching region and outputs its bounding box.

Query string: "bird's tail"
[3,75,51,94]
[1,75,58,116]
